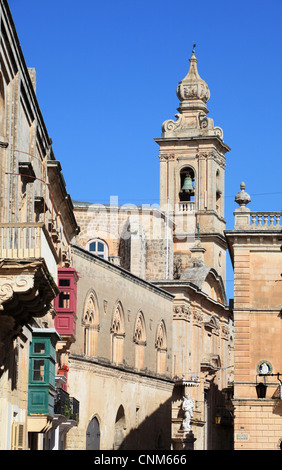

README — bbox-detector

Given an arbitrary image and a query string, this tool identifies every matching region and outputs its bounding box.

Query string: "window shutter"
[17,423,25,450]
[11,422,25,450]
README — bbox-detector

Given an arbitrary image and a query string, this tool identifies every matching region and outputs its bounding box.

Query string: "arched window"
[87,239,108,260]
[111,302,125,365]
[155,320,167,375]
[133,311,146,370]
[82,291,99,356]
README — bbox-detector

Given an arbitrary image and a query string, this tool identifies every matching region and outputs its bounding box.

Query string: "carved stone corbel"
[159,153,175,162]
[0,274,34,309]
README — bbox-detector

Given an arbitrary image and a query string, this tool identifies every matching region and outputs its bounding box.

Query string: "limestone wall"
[66,246,174,450]
[73,202,174,281]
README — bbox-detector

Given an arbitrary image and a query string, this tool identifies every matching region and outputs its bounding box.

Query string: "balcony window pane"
[89,242,96,252]
[59,279,70,287]
[97,242,104,252]
[58,291,70,308]
[33,359,45,381]
[34,342,45,354]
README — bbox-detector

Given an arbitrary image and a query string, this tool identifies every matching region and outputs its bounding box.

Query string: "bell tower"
[155,49,230,284]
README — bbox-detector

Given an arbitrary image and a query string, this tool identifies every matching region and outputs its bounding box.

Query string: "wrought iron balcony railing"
[54,387,79,423]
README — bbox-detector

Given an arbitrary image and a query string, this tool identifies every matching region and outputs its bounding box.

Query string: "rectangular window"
[33,359,45,381]
[59,279,70,287]
[58,291,70,309]
[97,242,104,252]
[34,342,45,354]
[89,241,96,251]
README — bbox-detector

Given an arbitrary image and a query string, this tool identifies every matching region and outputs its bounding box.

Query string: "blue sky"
[8,0,282,300]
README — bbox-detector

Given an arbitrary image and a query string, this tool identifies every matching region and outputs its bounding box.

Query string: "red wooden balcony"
[54,268,78,341]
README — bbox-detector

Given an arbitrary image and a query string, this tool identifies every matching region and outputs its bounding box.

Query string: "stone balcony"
[0,222,58,281]
[233,183,282,231]
[234,210,282,231]
[250,212,281,229]
[0,223,59,346]
[178,201,195,213]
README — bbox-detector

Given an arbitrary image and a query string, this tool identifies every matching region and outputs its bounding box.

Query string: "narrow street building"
[225,184,282,450]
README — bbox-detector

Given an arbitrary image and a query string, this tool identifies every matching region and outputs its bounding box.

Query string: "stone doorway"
[86,416,100,450]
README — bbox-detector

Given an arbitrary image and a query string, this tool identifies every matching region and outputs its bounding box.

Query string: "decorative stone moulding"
[176,53,210,106]
[160,52,225,140]
[0,274,34,308]
[174,374,200,387]
[0,264,58,317]
[173,304,192,321]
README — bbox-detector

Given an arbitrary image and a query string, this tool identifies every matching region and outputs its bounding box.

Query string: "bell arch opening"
[179,166,195,202]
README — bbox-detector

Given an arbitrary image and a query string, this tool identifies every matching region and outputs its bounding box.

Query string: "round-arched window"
[87,239,108,260]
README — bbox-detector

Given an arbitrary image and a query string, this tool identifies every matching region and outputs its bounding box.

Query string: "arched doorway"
[86,416,100,450]
[114,405,125,450]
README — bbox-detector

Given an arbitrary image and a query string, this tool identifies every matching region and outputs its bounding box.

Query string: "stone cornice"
[154,136,231,153]
[69,353,174,387]
[153,280,229,311]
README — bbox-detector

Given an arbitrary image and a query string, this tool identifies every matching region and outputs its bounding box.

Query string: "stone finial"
[235,182,251,207]
[176,52,210,108]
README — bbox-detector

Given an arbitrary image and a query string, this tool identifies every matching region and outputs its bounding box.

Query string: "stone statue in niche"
[173,256,182,279]
[182,393,195,431]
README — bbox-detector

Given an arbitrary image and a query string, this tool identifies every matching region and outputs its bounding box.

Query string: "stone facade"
[72,49,234,450]
[0,1,235,450]
[225,185,282,450]
[73,201,174,281]
[5,0,282,452]
[66,246,174,450]
[0,0,79,449]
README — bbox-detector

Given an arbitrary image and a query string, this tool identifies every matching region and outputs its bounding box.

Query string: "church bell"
[181,174,194,193]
